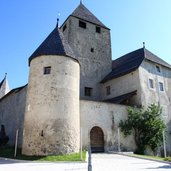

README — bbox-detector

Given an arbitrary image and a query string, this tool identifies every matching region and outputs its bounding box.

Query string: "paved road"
[0,154,171,171]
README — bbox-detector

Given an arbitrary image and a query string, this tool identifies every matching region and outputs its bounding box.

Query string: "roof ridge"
[112,48,144,68]
[113,48,143,61]
[144,48,171,68]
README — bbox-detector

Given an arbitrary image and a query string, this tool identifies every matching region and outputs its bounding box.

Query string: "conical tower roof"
[29,26,78,66]
[71,2,108,29]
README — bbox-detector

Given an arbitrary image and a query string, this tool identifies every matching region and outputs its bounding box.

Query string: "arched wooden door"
[90,126,104,153]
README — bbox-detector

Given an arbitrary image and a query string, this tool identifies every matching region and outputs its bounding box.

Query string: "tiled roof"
[29,27,78,65]
[101,48,171,83]
[71,2,108,29]
[104,90,137,104]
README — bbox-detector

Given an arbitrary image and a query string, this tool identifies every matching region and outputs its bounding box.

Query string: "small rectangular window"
[63,24,67,32]
[161,105,168,118]
[96,26,101,33]
[91,48,94,53]
[156,66,161,73]
[85,87,92,96]
[44,66,51,75]
[106,86,111,95]
[149,79,154,89]
[79,20,86,29]
[159,82,164,91]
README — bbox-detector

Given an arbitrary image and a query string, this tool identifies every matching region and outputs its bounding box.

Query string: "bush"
[164,157,171,162]
[119,104,165,154]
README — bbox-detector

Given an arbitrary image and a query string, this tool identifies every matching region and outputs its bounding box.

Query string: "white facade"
[80,100,136,152]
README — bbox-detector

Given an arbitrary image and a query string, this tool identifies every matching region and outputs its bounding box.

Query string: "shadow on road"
[0,158,28,165]
[147,164,171,169]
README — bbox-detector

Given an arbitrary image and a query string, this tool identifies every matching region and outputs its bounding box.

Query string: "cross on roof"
[56,13,60,28]
[143,42,145,48]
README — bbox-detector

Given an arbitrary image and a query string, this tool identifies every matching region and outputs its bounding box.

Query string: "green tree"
[119,104,165,154]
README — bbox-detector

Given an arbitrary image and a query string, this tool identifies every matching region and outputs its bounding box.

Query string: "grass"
[39,152,86,161]
[0,147,86,161]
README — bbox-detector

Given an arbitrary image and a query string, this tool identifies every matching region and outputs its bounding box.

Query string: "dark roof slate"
[29,27,77,65]
[101,48,144,83]
[104,90,137,104]
[101,48,171,83]
[71,2,108,29]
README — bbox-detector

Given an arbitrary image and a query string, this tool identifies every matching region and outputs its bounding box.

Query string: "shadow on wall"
[0,124,9,146]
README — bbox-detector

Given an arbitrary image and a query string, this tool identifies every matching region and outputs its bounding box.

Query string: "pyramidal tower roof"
[0,76,6,90]
[0,74,10,99]
[71,2,108,29]
[29,26,78,66]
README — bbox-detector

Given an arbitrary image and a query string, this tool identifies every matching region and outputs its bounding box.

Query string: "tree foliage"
[119,104,165,154]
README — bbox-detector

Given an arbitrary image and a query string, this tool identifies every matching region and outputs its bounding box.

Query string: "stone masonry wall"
[0,86,27,147]
[22,55,80,156]
[80,100,136,152]
[101,70,142,106]
[139,60,171,154]
[62,16,112,100]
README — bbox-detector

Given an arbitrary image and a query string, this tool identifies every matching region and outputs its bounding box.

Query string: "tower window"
[85,87,93,96]
[148,79,154,89]
[96,26,101,33]
[91,48,94,53]
[106,86,111,95]
[156,65,161,73]
[63,24,67,32]
[79,20,86,29]
[41,130,44,137]
[159,82,164,91]
[44,66,51,75]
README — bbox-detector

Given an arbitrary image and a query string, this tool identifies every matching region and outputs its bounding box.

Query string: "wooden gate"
[90,126,104,153]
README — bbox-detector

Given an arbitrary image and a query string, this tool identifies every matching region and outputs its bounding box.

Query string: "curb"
[0,150,87,163]
[109,152,171,165]
[0,156,87,164]
[0,157,30,163]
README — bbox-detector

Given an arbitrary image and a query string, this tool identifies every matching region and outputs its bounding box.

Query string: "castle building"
[0,3,171,155]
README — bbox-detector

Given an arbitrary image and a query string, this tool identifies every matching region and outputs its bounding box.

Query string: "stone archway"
[90,126,104,153]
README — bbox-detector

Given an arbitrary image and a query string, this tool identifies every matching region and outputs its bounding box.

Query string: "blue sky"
[1,0,171,89]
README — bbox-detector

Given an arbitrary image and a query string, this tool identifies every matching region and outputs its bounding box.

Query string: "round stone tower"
[22,25,80,156]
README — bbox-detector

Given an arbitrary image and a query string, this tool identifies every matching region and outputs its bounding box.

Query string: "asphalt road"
[0,153,171,171]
